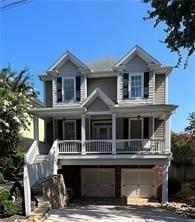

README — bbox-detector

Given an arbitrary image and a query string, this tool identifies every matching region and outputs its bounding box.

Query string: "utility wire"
[0,0,33,11]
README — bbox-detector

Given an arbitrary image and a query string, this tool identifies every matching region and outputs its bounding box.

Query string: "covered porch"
[31,105,173,156]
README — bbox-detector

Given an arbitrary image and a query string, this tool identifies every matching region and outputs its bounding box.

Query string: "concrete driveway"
[45,204,195,222]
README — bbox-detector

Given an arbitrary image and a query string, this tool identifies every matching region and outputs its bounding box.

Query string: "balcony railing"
[57,139,165,155]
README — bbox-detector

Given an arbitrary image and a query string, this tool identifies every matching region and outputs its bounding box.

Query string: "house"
[21,97,45,150]
[24,45,178,215]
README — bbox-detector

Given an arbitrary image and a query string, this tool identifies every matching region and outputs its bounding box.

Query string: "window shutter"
[123,118,129,139]
[123,73,129,99]
[76,119,81,140]
[143,117,149,139]
[76,76,81,101]
[144,72,149,98]
[57,77,62,102]
[57,120,63,140]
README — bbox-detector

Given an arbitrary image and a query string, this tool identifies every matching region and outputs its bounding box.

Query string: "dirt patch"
[167,202,195,218]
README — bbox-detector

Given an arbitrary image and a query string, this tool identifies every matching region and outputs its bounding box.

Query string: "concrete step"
[34,155,48,164]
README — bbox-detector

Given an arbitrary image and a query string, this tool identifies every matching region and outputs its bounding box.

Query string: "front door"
[93,121,112,139]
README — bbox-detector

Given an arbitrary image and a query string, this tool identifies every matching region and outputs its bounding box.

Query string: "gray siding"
[155,74,165,104]
[125,56,148,73]
[154,118,165,139]
[52,60,86,107]
[87,98,109,111]
[87,77,117,102]
[118,55,154,104]
[45,81,53,107]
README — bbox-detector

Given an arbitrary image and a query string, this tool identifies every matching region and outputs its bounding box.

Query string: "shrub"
[168,176,182,195]
[0,189,10,204]
[0,188,17,216]
[2,200,16,216]
[67,187,74,202]
[0,172,4,183]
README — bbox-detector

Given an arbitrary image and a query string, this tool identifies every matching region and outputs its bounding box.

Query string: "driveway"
[45,204,195,222]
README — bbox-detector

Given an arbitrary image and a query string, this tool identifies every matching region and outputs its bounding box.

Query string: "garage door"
[121,169,156,198]
[81,168,115,197]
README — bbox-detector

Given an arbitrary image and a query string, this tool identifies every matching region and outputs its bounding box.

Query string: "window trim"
[128,73,144,99]
[63,120,77,140]
[62,77,76,102]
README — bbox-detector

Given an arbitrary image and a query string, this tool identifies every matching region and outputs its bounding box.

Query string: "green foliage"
[0,66,38,160]
[143,0,195,68]
[171,132,195,166]
[67,187,74,203]
[2,200,17,216]
[168,176,182,195]
[0,189,10,204]
[0,172,4,183]
[185,112,195,133]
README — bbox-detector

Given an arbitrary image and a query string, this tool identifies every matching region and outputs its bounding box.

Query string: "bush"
[0,188,17,216]
[2,200,16,216]
[67,187,74,202]
[0,172,4,183]
[168,176,182,195]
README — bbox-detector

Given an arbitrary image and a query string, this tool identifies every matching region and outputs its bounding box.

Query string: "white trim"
[63,120,77,140]
[84,74,87,99]
[62,76,76,102]
[81,115,86,155]
[166,75,168,104]
[128,73,144,99]
[114,45,160,67]
[48,51,88,71]
[129,118,143,139]
[117,74,120,103]
[80,87,115,108]
[153,71,155,104]
[52,118,55,140]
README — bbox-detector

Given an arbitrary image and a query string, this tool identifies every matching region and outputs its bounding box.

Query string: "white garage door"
[121,169,156,198]
[81,168,115,197]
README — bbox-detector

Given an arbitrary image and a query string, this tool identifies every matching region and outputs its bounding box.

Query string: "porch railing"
[85,140,112,153]
[116,139,165,154]
[57,139,165,154]
[58,140,82,154]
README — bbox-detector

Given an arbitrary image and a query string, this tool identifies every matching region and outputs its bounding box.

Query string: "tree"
[143,0,195,68]
[185,112,195,133]
[0,67,38,160]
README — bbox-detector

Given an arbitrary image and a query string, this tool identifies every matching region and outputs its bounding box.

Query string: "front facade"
[30,45,177,204]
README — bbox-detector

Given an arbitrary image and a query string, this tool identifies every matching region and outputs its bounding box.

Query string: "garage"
[121,169,156,198]
[81,168,115,197]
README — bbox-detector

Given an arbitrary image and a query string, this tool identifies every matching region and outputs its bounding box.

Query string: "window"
[129,74,143,98]
[63,120,76,140]
[63,77,75,101]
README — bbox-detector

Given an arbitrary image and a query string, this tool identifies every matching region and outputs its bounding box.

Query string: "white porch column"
[162,161,169,206]
[165,114,171,153]
[112,114,116,154]
[81,115,86,155]
[33,116,39,141]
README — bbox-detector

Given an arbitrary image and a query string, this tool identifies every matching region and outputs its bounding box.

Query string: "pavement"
[44,204,195,222]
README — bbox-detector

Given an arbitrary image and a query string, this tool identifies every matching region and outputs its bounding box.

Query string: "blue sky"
[1,0,195,132]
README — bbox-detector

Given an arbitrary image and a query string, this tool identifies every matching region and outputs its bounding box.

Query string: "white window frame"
[128,73,144,99]
[62,77,76,102]
[92,120,112,139]
[63,120,77,140]
[129,118,143,139]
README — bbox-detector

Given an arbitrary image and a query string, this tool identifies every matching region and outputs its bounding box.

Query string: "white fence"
[85,140,112,153]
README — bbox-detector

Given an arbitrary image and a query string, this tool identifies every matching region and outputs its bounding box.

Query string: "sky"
[0,0,195,132]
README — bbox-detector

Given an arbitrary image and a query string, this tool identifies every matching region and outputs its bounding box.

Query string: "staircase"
[34,155,48,164]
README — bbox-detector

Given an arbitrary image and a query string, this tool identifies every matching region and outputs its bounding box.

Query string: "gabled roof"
[80,87,115,108]
[86,57,118,72]
[48,50,89,71]
[114,45,160,67]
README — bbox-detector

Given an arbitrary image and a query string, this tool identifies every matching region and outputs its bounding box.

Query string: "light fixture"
[137,115,141,120]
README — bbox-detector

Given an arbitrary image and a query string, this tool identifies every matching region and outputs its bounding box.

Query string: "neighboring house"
[21,98,45,150]
[24,45,178,215]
